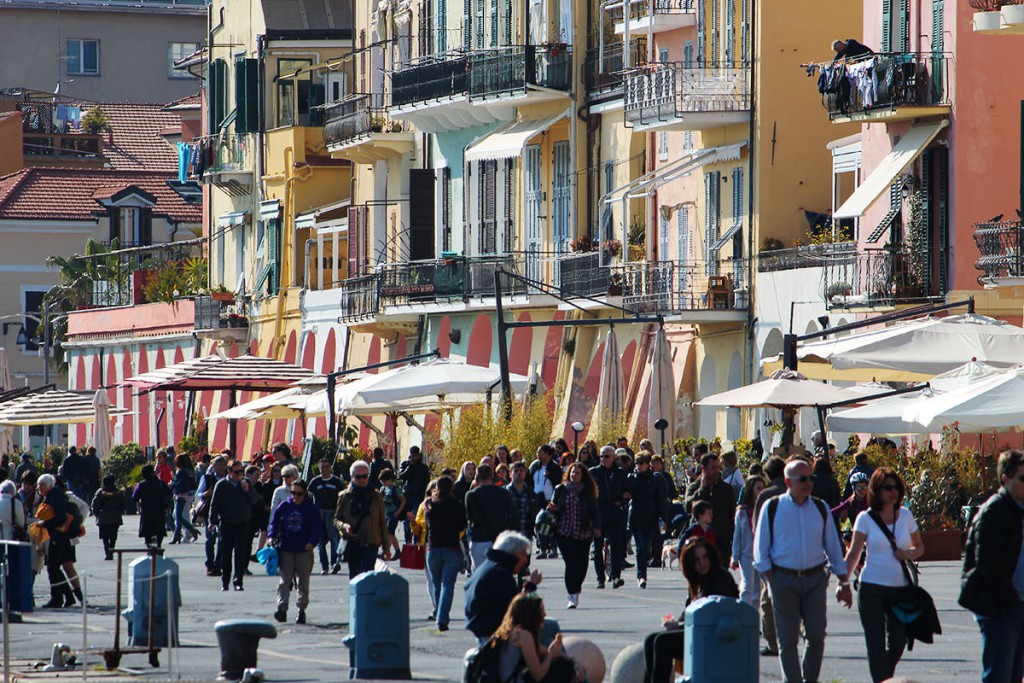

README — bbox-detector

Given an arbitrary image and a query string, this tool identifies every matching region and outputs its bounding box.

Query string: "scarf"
[557,487,585,540]
[350,485,372,519]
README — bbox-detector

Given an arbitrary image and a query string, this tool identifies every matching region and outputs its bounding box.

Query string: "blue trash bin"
[683,596,758,683]
[342,571,411,679]
[0,541,35,613]
[121,555,181,647]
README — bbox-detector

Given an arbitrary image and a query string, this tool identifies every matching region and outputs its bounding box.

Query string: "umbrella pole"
[782,407,796,453]
[228,390,237,458]
[816,406,827,453]
[391,412,399,470]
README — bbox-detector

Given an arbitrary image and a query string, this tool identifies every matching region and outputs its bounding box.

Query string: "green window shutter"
[307,82,325,126]
[881,0,892,52]
[931,0,944,52]
[208,59,227,133]
[898,0,909,51]
[234,57,259,134]
[268,217,280,295]
[139,209,153,246]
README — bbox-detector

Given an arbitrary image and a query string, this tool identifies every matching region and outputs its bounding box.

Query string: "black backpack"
[463,638,517,683]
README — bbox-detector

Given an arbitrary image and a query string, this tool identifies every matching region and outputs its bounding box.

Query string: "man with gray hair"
[590,444,628,589]
[464,530,543,643]
[754,459,851,683]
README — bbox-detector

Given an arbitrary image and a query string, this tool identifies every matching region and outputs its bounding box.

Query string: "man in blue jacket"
[464,531,541,644]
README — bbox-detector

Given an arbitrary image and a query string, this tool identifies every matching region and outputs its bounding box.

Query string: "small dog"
[661,544,678,571]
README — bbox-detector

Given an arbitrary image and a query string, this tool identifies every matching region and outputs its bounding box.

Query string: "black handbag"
[868,510,942,649]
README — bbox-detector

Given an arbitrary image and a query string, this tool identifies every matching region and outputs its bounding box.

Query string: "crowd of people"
[11,435,1024,683]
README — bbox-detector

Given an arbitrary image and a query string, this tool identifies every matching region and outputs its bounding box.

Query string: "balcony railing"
[822,249,942,309]
[757,242,858,272]
[624,62,751,126]
[378,254,527,307]
[814,52,950,120]
[322,93,405,148]
[584,40,647,97]
[607,0,695,24]
[338,274,380,322]
[974,219,1024,283]
[391,54,470,108]
[469,45,573,99]
[553,252,610,298]
[81,239,206,309]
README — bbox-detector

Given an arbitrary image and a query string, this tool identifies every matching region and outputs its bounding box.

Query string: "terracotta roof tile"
[0,168,200,223]
[162,92,202,111]
[83,103,181,172]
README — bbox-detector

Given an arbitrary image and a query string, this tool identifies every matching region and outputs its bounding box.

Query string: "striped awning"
[124,353,317,392]
[0,390,133,426]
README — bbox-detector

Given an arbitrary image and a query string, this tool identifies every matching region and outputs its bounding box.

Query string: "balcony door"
[552,141,571,253]
[524,144,543,287]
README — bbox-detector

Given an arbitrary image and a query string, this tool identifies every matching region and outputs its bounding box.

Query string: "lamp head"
[570,421,585,434]
[654,418,669,431]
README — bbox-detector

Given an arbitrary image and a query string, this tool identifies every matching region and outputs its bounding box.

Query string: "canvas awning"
[125,353,316,392]
[834,120,948,219]
[0,390,132,426]
[464,114,565,163]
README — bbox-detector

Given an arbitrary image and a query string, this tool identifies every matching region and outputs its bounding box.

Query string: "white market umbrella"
[0,389,132,426]
[208,386,316,421]
[0,348,13,453]
[593,328,624,434]
[902,366,1024,433]
[696,369,864,408]
[331,359,535,415]
[827,388,933,435]
[762,314,1024,381]
[92,389,113,458]
[646,327,676,454]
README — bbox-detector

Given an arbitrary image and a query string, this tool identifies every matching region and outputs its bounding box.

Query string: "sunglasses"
[352,474,369,480]
[881,484,899,492]
[291,490,305,496]
[791,475,816,484]
[231,469,244,474]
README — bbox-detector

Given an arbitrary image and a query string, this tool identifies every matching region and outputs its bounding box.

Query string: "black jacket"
[92,488,126,527]
[399,459,430,501]
[627,470,666,532]
[464,548,536,638]
[368,457,389,490]
[425,497,467,548]
[465,484,514,542]
[960,487,1023,618]
[210,478,261,526]
[551,484,600,538]
[590,464,628,527]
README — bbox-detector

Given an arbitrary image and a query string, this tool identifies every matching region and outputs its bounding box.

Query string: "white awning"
[834,120,948,219]
[711,221,742,253]
[217,211,248,227]
[259,199,281,221]
[609,142,747,204]
[464,114,565,163]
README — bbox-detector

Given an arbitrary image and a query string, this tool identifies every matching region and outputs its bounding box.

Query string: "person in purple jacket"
[269,479,322,624]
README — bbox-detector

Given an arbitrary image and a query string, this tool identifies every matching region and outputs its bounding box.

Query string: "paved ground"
[3,530,982,682]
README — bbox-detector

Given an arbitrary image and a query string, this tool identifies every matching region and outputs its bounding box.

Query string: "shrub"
[103,442,146,490]
[438,398,553,473]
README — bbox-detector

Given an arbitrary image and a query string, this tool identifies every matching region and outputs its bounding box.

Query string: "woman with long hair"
[489,592,578,683]
[454,461,476,503]
[730,475,765,608]
[643,538,738,683]
[548,462,600,609]
[170,453,200,544]
[842,468,924,683]
[424,475,466,631]
[410,478,439,618]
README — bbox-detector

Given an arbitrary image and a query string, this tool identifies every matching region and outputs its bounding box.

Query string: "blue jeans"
[427,547,463,627]
[977,603,1024,683]
[632,527,655,580]
[317,509,340,569]
[173,496,198,538]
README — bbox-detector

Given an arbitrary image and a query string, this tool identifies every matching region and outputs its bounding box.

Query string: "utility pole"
[494,269,513,422]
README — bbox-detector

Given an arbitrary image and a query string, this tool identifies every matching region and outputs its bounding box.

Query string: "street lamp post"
[570,421,585,457]
[654,418,669,457]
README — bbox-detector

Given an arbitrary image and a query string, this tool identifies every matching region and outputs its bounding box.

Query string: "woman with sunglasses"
[730,474,765,609]
[841,467,924,683]
[643,537,738,683]
[335,460,390,578]
[269,479,321,625]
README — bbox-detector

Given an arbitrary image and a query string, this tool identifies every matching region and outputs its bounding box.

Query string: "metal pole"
[228,390,237,457]
[327,374,337,444]
[114,553,122,654]
[494,269,513,422]
[2,550,9,683]
[166,570,176,679]
[148,552,156,654]
[43,300,50,387]
[81,573,87,683]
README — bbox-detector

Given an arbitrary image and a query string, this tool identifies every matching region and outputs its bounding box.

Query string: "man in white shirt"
[754,459,852,683]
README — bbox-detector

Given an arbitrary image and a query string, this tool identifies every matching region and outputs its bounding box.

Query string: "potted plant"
[607,272,624,296]
[210,286,234,303]
[602,239,622,259]
[569,235,595,253]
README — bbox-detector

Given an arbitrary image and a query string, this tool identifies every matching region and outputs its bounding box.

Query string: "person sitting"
[831,38,874,63]
[643,537,739,683]
[487,592,580,683]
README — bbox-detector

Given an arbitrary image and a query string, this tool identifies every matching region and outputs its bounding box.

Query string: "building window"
[67,39,99,76]
[22,289,45,354]
[168,42,199,78]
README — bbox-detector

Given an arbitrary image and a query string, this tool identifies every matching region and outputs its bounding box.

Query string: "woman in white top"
[0,480,27,541]
[842,467,924,683]
[730,475,765,608]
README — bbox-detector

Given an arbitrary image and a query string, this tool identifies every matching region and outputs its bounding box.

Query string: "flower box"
[973,10,1003,31]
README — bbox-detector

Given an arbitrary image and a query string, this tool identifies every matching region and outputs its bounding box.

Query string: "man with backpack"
[529,444,562,559]
[37,474,84,608]
[195,455,228,576]
[753,459,851,683]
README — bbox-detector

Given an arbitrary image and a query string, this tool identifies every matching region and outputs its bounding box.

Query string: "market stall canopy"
[124,353,317,392]
[207,386,315,421]
[0,389,132,426]
[761,314,1024,381]
[325,358,536,416]
[826,388,933,435]
[696,369,864,409]
[902,366,1024,433]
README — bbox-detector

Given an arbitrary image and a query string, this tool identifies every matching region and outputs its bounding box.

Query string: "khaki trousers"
[277,549,314,611]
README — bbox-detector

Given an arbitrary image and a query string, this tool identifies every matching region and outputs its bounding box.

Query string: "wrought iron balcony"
[609,0,696,33]
[390,54,470,108]
[468,45,573,100]
[974,219,1024,284]
[821,248,942,309]
[377,254,528,308]
[553,252,609,298]
[814,52,951,123]
[338,274,380,322]
[624,62,751,131]
[584,40,647,99]
[323,94,400,147]
[79,239,206,309]
[757,242,858,273]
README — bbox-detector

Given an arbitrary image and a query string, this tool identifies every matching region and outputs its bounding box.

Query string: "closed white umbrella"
[92,389,113,459]
[593,328,624,434]
[646,327,676,455]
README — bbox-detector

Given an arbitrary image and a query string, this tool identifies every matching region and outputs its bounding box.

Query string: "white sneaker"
[567,594,578,609]
[638,578,647,589]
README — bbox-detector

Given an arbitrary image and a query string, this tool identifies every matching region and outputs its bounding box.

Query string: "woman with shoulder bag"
[334,460,390,578]
[547,463,600,610]
[0,480,27,541]
[842,467,925,683]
